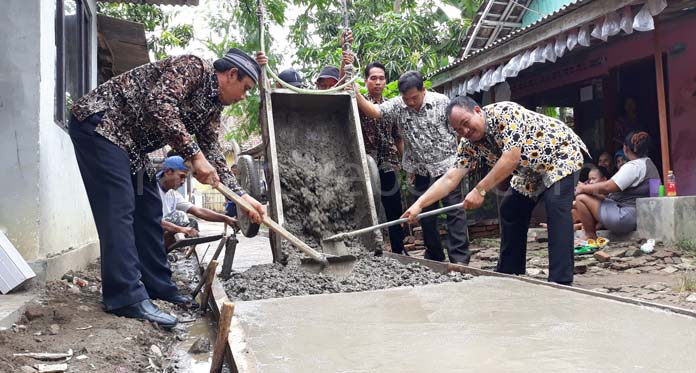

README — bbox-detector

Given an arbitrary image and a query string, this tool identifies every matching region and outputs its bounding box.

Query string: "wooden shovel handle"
[215,185,327,263]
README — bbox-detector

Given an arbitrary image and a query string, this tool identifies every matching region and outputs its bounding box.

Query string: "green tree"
[288,0,481,81]
[97,3,193,60]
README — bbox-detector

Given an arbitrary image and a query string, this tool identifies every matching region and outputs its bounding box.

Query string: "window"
[55,0,92,126]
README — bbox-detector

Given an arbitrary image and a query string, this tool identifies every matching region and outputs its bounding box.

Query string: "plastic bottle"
[666,170,677,196]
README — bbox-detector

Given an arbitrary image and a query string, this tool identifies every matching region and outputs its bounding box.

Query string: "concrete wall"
[38,0,99,261]
[0,0,42,260]
[0,0,99,273]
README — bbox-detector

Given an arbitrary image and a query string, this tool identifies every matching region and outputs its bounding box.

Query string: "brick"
[593,251,611,263]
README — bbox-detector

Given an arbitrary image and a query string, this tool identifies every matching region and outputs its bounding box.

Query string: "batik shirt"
[379,91,458,177]
[71,55,242,193]
[359,94,401,172]
[455,101,588,198]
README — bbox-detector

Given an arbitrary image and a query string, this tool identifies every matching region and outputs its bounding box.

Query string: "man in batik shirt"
[358,62,406,255]
[69,48,267,327]
[357,71,470,264]
[402,96,588,285]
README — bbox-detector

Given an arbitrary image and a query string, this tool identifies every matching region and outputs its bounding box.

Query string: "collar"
[364,92,385,104]
[399,91,433,112]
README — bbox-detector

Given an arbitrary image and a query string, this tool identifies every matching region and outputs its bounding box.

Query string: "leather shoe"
[156,293,200,310]
[109,299,177,329]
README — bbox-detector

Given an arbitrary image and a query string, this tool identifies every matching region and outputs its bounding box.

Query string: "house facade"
[0,0,195,281]
[430,0,696,195]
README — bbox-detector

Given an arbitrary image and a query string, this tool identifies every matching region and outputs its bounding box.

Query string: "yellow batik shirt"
[455,101,588,198]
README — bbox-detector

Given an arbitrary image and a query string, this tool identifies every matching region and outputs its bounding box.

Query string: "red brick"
[593,251,611,263]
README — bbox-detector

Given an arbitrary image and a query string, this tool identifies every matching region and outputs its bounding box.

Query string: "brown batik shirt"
[71,55,243,193]
[455,101,589,198]
[359,94,401,172]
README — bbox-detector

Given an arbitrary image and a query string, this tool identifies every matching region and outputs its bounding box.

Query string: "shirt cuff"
[180,141,201,159]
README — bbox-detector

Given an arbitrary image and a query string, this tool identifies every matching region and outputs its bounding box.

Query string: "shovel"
[322,204,464,254]
[215,184,357,278]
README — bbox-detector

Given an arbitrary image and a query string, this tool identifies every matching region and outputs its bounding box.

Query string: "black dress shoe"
[157,293,200,309]
[109,299,177,328]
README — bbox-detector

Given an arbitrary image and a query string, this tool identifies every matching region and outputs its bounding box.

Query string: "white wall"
[0,0,98,262]
[38,0,99,258]
[0,0,42,260]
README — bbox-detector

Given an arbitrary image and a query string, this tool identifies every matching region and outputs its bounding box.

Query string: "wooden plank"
[210,302,235,373]
[653,21,672,181]
[0,232,36,294]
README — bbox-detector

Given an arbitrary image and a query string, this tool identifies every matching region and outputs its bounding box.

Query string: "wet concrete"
[224,254,473,301]
[271,92,379,254]
[230,277,696,372]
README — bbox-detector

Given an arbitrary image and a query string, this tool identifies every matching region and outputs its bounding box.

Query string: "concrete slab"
[230,277,696,372]
[638,196,696,243]
[0,293,37,328]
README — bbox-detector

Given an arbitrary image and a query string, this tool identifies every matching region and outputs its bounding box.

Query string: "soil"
[0,253,208,373]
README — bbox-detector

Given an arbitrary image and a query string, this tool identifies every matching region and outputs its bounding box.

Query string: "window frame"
[54,0,92,127]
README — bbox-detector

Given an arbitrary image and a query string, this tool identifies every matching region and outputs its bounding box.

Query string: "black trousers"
[379,170,405,254]
[498,173,576,284]
[69,114,178,310]
[413,174,470,263]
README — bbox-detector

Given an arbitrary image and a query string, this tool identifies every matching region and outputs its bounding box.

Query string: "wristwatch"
[474,185,487,197]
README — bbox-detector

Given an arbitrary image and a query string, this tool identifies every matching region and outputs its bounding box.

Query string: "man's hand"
[463,189,484,210]
[242,194,265,224]
[340,29,353,48]
[342,51,354,66]
[255,51,268,66]
[224,216,238,226]
[400,203,423,225]
[180,226,199,237]
[191,152,219,187]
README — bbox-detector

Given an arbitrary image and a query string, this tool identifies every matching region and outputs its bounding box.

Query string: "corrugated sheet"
[431,0,589,77]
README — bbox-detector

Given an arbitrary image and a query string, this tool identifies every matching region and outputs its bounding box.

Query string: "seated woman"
[574,131,660,239]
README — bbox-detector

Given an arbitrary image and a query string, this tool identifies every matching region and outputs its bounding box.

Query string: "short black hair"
[589,165,611,179]
[397,71,424,93]
[445,95,481,119]
[364,62,386,78]
[213,59,252,82]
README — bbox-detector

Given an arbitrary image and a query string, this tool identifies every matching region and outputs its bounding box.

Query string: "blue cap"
[614,149,628,161]
[157,156,189,178]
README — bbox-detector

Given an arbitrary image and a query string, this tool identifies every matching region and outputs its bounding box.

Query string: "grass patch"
[676,239,696,257]
[470,238,500,248]
[675,271,696,293]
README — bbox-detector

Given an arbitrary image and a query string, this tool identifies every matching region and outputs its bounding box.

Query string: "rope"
[256,0,360,94]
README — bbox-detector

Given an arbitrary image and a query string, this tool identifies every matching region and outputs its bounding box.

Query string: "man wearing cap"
[316,66,341,90]
[276,68,305,88]
[69,48,268,328]
[157,156,238,248]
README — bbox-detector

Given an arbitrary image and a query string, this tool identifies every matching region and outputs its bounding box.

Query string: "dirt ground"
[0,253,207,373]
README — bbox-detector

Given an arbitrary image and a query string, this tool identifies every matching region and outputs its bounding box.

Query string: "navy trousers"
[498,173,576,284]
[379,170,406,254]
[413,174,470,263]
[69,114,178,310]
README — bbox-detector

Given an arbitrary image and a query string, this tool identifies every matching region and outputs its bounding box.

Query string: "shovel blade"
[299,255,357,280]
[320,239,351,257]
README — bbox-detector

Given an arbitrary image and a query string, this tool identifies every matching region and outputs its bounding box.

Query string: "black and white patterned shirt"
[455,101,588,197]
[71,55,242,193]
[378,91,457,177]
